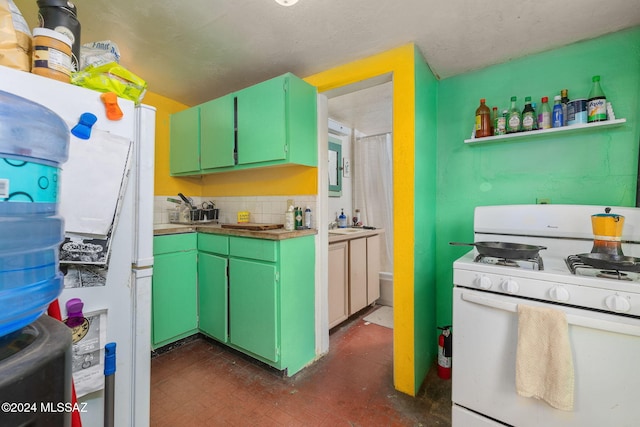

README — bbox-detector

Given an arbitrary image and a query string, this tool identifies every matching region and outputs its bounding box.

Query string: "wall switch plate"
[536,198,551,204]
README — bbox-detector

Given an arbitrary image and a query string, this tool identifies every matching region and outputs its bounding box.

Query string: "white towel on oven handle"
[515,304,575,411]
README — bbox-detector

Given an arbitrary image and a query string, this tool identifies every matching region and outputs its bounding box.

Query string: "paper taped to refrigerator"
[59,128,132,238]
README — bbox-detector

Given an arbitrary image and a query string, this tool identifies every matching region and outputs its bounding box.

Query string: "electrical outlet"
[536,198,551,204]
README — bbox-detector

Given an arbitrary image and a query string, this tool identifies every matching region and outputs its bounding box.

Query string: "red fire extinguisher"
[437,325,452,380]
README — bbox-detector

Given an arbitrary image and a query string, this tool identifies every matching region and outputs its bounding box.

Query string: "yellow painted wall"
[304,44,419,395]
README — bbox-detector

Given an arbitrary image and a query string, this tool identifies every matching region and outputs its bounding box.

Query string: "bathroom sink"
[328,228,364,235]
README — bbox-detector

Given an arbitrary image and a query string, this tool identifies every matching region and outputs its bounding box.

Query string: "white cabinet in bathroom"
[328,241,349,329]
[328,229,382,328]
[348,234,381,314]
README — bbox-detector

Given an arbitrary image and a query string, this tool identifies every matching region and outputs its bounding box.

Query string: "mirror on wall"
[328,136,342,197]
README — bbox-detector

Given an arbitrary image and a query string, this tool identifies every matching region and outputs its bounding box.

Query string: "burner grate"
[566,255,633,280]
[474,254,544,270]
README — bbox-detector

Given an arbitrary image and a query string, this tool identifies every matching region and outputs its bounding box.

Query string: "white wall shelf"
[464,118,627,145]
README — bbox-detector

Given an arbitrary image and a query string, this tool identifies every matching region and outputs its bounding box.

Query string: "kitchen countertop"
[328,227,384,243]
[154,223,317,240]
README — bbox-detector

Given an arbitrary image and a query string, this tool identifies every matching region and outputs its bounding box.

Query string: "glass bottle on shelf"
[521,96,535,132]
[474,98,492,138]
[587,75,607,122]
[506,96,521,133]
[538,96,552,129]
[552,95,564,128]
[560,89,570,126]
[491,106,498,135]
[494,109,507,135]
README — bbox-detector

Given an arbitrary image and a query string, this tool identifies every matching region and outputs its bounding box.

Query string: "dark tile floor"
[150,307,452,426]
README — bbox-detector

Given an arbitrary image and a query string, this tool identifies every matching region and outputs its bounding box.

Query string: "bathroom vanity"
[328,228,383,328]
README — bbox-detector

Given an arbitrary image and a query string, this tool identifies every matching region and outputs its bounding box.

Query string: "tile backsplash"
[155,195,317,228]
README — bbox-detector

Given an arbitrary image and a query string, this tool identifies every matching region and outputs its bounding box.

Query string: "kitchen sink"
[328,228,364,235]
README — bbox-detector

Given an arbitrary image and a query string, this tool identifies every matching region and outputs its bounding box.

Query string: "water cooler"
[0,90,72,426]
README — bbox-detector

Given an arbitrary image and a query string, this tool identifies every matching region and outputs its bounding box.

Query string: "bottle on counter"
[506,96,521,133]
[538,96,552,129]
[338,209,348,228]
[474,98,492,138]
[560,89,570,126]
[304,206,312,229]
[587,75,607,122]
[552,95,564,128]
[521,96,536,132]
[294,206,303,229]
[284,206,295,231]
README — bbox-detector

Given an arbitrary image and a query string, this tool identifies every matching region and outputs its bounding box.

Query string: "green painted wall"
[414,46,439,386]
[435,27,640,326]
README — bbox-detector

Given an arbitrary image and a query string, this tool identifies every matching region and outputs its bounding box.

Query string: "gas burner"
[474,254,543,270]
[566,255,638,280]
[597,270,632,281]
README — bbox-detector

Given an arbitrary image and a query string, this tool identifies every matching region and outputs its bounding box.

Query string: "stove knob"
[549,286,570,302]
[605,294,631,313]
[476,275,492,289]
[501,279,519,294]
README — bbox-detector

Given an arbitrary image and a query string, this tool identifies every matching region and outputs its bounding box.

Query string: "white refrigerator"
[0,65,155,427]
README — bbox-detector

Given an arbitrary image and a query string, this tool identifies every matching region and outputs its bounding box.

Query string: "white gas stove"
[452,204,640,427]
[454,204,640,315]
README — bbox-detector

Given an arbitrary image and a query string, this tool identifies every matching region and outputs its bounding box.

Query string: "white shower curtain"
[353,133,393,273]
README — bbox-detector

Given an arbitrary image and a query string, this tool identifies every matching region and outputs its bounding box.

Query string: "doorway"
[325,75,394,328]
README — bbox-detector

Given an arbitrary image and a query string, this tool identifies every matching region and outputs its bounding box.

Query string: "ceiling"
[16,0,640,134]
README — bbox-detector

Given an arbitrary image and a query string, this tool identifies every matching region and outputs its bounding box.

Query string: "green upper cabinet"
[170,106,200,175]
[169,73,318,176]
[236,75,287,165]
[200,94,235,169]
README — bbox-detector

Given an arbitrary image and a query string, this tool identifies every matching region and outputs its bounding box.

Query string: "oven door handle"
[461,292,640,337]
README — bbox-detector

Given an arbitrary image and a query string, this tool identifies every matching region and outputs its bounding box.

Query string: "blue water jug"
[0,90,69,338]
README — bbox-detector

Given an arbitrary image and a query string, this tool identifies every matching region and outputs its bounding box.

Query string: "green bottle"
[521,96,535,131]
[587,76,607,122]
[507,96,521,133]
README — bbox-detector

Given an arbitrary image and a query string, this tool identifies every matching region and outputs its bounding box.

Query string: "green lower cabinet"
[154,232,316,375]
[152,234,198,348]
[229,258,278,362]
[227,235,316,375]
[198,252,228,342]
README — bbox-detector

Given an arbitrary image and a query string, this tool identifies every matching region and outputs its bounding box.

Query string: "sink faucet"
[328,221,338,229]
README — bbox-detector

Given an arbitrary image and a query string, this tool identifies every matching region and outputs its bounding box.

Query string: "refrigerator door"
[133,105,156,268]
[0,66,153,427]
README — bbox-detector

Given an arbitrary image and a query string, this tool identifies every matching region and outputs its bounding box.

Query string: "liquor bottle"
[531,102,538,130]
[474,98,492,138]
[587,76,607,122]
[538,96,552,129]
[560,89,570,126]
[552,95,564,128]
[521,96,535,132]
[506,96,521,133]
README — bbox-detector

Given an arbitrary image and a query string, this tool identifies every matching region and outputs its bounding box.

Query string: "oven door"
[452,287,640,427]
